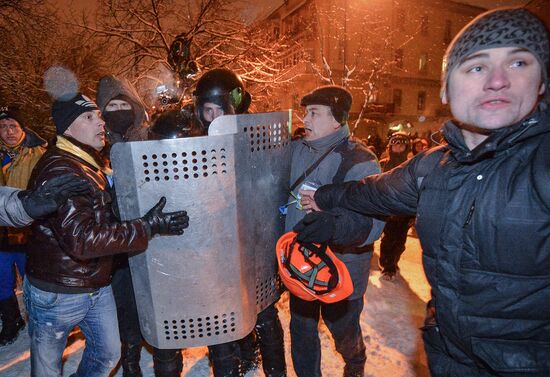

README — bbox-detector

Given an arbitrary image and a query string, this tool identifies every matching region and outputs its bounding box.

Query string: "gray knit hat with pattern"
[441,7,549,100]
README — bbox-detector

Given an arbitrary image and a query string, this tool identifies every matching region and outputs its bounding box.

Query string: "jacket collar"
[301,124,350,152]
[55,135,111,175]
[443,106,550,163]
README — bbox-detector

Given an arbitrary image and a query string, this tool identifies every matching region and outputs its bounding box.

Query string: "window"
[418,52,428,74]
[393,88,403,108]
[273,26,280,39]
[444,20,452,44]
[417,91,426,111]
[395,49,404,69]
[420,15,429,35]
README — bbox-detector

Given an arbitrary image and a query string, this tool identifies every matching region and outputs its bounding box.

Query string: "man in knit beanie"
[294,7,550,376]
[24,89,189,376]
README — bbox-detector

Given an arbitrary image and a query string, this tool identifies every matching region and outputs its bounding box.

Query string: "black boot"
[153,348,183,377]
[239,332,260,374]
[0,296,25,347]
[256,313,286,377]
[208,342,243,377]
[120,342,143,377]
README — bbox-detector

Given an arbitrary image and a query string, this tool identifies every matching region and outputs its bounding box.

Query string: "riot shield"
[111,111,291,348]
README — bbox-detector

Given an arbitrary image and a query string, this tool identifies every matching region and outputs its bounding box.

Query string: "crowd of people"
[0,6,549,377]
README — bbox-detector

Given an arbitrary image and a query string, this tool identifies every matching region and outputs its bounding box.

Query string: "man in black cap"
[0,107,87,225]
[0,106,47,346]
[284,85,384,377]
[24,92,189,377]
[297,7,550,376]
[0,106,91,225]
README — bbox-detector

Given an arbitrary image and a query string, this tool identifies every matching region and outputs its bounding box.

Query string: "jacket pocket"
[471,337,550,374]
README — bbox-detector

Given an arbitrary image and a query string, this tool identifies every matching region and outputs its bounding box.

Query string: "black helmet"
[193,68,251,129]
[148,108,195,140]
[388,131,411,146]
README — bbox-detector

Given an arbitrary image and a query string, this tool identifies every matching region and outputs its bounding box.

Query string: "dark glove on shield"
[18,173,92,219]
[143,197,189,237]
[293,211,336,244]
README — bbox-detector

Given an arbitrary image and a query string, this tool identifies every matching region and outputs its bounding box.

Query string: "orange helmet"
[276,231,353,304]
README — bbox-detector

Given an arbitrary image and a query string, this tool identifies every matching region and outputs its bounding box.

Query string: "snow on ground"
[0,235,430,377]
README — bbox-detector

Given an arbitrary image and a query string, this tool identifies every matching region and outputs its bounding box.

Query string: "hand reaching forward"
[19,174,92,219]
[143,197,189,237]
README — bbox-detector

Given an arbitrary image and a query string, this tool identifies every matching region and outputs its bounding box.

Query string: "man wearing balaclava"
[295,7,550,376]
[96,75,149,145]
[96,76,186,377]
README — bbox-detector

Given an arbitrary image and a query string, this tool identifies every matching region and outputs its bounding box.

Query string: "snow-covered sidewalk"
[0,236,430,377]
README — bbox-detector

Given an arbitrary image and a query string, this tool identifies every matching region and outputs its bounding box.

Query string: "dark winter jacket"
[25,137,150,292]
[96,75,149,143]
[315,107,550,375]
[379,150,409,172]
[285,124,384,300]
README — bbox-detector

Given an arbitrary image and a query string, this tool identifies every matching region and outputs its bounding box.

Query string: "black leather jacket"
[26,138,150,291]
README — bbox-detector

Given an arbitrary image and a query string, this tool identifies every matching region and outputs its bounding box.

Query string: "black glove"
[143,197,189,237]
[19,174,92,219]
[293,211,336,244]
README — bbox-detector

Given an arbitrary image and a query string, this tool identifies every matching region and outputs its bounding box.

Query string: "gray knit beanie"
[441,7,549,100]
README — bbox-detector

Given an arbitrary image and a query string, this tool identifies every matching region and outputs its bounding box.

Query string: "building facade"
[265,0,485,138]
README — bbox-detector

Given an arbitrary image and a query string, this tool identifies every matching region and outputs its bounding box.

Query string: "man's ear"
[539,82,546,96]
[441,89,448,105]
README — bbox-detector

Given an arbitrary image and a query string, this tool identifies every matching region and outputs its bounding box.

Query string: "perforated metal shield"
[111,111,291,348]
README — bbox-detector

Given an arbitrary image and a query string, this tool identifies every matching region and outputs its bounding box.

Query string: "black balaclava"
[103,95,135,136]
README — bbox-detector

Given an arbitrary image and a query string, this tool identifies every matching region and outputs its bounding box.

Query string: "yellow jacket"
[0,128,47,246]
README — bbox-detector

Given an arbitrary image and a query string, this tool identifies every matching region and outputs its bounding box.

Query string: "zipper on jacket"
[463,200,476,228]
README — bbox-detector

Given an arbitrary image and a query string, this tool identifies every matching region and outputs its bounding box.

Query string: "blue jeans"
[23,278,121,377]
[0,250,26,300]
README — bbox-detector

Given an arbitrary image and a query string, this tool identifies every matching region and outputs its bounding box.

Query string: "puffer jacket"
[0,127,46,188]
[25,138,150,290]
[315,107,550,376]
[96,75,149,143]
[0,128,46,247]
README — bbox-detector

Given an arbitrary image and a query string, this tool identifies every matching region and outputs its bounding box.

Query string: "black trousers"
[379,216,413,273]
[289,294,366,377]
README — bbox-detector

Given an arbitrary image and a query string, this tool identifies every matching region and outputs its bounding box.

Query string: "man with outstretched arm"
[297,7,550,377]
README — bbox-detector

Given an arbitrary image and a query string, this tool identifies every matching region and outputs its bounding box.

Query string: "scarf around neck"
[56,136,112,176]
